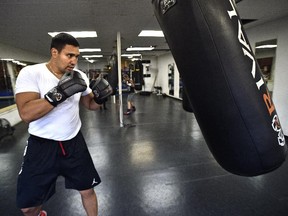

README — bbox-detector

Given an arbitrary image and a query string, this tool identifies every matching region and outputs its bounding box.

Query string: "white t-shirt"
[15,63,92,141]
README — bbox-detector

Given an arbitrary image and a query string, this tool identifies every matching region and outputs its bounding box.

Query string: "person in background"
[123,74,136,115]
[15,33,112,216]
[100,73,109,110]
[90,72,108,110]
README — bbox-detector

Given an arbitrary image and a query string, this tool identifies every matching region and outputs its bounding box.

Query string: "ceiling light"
[12,60,27,66]
[48,31,97,38]
[82,55,103,58]
[121,54,142,58]
[1,58,14,61]
[79,48,101,52]
[85,58,96,63]
[138,30,164,37]
[131,58,141,61]
[1,58,27,66]
[126,46,155,51]
[255,44,277,49]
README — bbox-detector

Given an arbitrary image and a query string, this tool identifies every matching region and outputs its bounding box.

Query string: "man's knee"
[79,188,96,199]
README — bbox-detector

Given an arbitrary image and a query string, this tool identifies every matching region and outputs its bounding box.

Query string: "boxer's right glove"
[90,77,113,104]
[45,70,87,107]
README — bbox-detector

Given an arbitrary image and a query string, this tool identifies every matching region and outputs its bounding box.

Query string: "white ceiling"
[0,0,287,63]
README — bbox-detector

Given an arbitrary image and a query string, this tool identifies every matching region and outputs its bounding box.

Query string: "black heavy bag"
[152,0,287,176]
[182,85,193,112]
[107,54,118,95]
[133,60,144,91]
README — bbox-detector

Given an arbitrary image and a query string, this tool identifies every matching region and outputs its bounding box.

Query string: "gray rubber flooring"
[1,93,288,216]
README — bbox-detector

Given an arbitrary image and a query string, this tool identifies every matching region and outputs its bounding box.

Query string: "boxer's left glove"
[45,70,87,107]
[90,77,113,104]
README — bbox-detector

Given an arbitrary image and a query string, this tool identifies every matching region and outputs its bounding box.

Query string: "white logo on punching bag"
[272,115,285,146]
[160,0,176,14]
[227,0,264,90]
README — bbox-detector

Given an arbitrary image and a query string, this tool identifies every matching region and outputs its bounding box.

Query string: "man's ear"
[51,48,58,57]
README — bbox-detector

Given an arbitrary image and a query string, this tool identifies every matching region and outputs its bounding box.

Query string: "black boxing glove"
[45,70,87,107]
[90,77,113,104]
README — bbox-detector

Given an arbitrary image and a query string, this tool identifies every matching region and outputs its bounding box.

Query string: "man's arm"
[80,93,102,110]
[81,76,114,110]
[129,78,135,87]
[16,70,88,123]
[15,92,54,123]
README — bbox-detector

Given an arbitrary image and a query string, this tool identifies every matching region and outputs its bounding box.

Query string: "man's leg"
[127,100,132,109]
[80,188,98,216]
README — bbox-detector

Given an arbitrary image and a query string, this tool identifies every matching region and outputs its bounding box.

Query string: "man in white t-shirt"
[15,33,112,216]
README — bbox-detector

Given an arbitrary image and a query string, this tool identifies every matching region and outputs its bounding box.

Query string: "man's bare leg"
[80,188,98,216]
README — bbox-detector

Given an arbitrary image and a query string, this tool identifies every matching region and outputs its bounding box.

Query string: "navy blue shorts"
[16,131,101,208]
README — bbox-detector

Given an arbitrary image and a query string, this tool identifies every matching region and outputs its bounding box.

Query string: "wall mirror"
[0,60,28,109]
[179,75,183,99]
[255,39,277,95]
[168,63,174,96]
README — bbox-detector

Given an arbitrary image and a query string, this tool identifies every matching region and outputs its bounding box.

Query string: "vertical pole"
[117,32,124,127]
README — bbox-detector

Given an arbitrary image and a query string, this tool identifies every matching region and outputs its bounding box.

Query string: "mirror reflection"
[255,39,277,96]
[179,75,183,99]
[0,60,29,109]
[168,63,174,96]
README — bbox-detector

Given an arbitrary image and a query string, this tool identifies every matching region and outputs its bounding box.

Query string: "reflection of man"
[123,74,136,115]
[15,33,112,216]
[262,65,270,80]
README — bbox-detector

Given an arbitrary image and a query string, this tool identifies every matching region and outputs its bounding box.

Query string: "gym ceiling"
[0,0,287,62]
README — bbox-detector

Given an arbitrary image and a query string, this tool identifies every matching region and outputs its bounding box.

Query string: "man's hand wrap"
[90,77,113,104]
[45,70,87,107]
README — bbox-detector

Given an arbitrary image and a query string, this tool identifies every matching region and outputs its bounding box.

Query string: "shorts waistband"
[29,134,54,142]
[29,134,79,157]
[29,131,81,143]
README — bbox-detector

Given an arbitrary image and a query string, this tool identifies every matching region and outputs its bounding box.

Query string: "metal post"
[117,32,124,127]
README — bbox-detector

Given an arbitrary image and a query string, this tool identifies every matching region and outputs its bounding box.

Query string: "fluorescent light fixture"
[121,54,142,58]
[82,55,103,58]
[80,48,101,52]
[12,60,27,66]
[1,58,27,66]
[85,58,96,63]
[138,30,164,37]
[1,58,14,61]
[48,31,97,38]
[126,46,155,51]
[255,44,277,49]
[131,58,141,61]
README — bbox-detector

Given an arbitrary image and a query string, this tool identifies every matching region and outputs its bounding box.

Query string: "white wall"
[0,42,47,63]
[0,105,21,126]
[246,16,288,135]
[77,60,108,74]
[156,53,176,95]
[141,56,158,92]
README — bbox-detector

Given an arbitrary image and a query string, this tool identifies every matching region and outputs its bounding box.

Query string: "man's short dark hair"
[50,33,79,52]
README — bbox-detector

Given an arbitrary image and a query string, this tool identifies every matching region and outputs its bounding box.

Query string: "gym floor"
[1,93,288,216]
